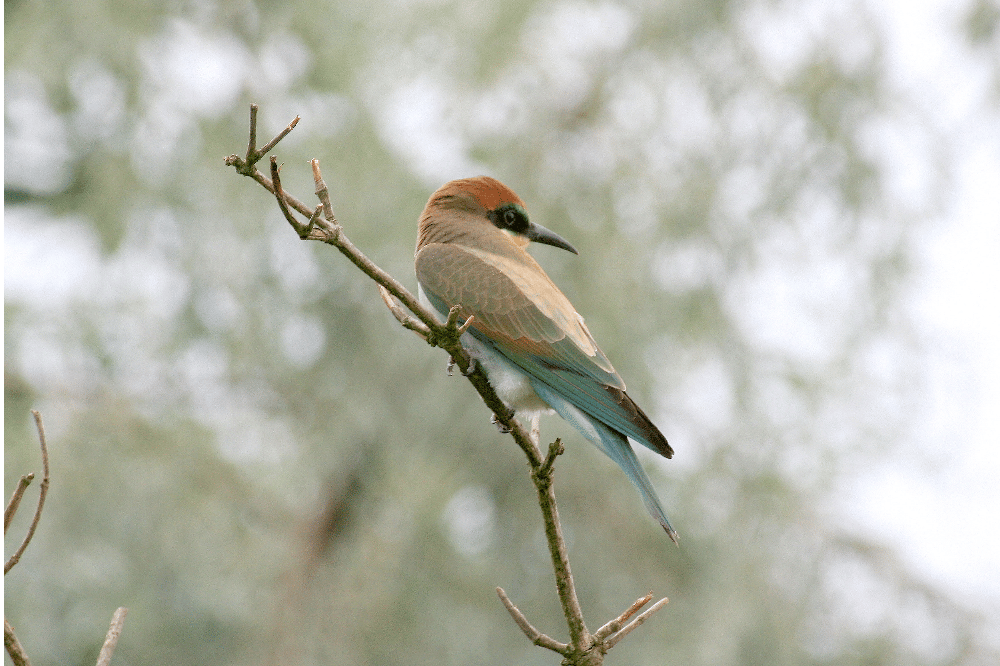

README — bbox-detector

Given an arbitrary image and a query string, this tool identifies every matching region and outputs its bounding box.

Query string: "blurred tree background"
[6,0,999,664]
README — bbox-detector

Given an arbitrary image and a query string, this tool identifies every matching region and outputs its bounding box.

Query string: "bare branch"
[379,286,430,339]
[4,474,35,534]
[5,411,51,575]
[443,305,464,330]
[256,115,300,163]
[95,607,128,666]
[533,454,589,650]
[594,592,653,641]
[311,160,338,228]
[604,597,669,650]
[456,314,475,334]
[270,157,316,238]
[4,617,32,666]
[234,104,300,171]
[224,107,311,217]
[245,103,259,166]
[225,108,670,663]
[538,438,565,478]
[496,587,568,653]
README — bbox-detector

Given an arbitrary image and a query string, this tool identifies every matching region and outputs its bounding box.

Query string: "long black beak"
[524,222,579,255]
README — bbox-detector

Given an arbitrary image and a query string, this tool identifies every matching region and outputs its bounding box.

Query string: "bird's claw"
[446,356,478,377]
[491,413,513,433]
[462,357,478,376]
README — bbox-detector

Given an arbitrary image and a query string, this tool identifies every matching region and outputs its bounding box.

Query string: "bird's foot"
[446,356,478,377]
[490,412,513,433]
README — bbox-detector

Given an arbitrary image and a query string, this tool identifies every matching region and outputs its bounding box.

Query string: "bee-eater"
[415,176,677,542]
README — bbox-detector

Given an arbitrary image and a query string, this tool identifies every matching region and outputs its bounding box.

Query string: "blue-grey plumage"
[415,176,677,542]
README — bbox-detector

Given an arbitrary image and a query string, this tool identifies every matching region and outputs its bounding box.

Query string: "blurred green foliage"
[6,0,999,665]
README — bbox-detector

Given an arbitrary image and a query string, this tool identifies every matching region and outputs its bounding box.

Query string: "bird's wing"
[416,243,672,458]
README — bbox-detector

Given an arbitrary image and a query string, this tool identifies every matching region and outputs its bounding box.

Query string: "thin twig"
[4,474,35,534]
[5,412,51,575]
[443,305,464,330]
[496,588,568,653]
[305,205,324,235]
[379,286,430,339]
[534,454,589,650]
[270,157,314,237]
[256,116,300,163]
[224,108,311,217]
[94,607,128,666]
[604,597,669,649]
[4,617,31,666]
[311,159,337,227]
[245,104,258,165]
[594,592,652,641]
[439,306,475,336]
[538,438,565,478]
[456,314,475,334]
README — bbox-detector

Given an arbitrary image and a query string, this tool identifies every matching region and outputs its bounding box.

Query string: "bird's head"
[416,176,579,255]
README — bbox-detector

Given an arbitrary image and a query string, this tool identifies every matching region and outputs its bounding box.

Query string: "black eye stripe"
[490,203,529,233]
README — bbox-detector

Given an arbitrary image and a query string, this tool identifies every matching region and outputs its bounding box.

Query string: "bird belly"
[461,333,554,417]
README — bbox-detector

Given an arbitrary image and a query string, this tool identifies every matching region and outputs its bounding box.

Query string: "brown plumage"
[415,176,676,540]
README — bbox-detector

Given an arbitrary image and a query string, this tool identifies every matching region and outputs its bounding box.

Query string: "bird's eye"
[489,203,529,233]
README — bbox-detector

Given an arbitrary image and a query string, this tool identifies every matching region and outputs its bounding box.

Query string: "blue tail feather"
[531,382,678,543]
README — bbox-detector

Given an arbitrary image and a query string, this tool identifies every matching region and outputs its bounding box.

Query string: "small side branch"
[95,607,129,666]
[271,157,323,238]
[605,596,669,649]
[496,587,568,653]
[379,286,430,340]
[5,411,51,575]
[224,106,311,217]
[4,475,35,534]
[239,104,300,172]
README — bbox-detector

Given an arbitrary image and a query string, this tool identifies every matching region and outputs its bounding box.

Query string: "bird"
[414,176,677,542]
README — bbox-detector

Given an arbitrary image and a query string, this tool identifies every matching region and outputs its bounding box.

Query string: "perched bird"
[415,176,677,542]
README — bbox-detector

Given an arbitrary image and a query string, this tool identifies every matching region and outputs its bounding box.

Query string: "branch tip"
[595,592,653,641]
[605,596,669,649]
[5,474,36,534]
[457,314,475,334]
[496,587,568,653]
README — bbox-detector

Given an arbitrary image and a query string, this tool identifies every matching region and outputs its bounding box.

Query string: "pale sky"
[843,0,1000,607]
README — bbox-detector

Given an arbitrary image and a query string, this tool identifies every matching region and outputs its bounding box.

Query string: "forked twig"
[594,592,653,641]
[5,413,132,666]
[605,596,669,649]
[5,411,51,575]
